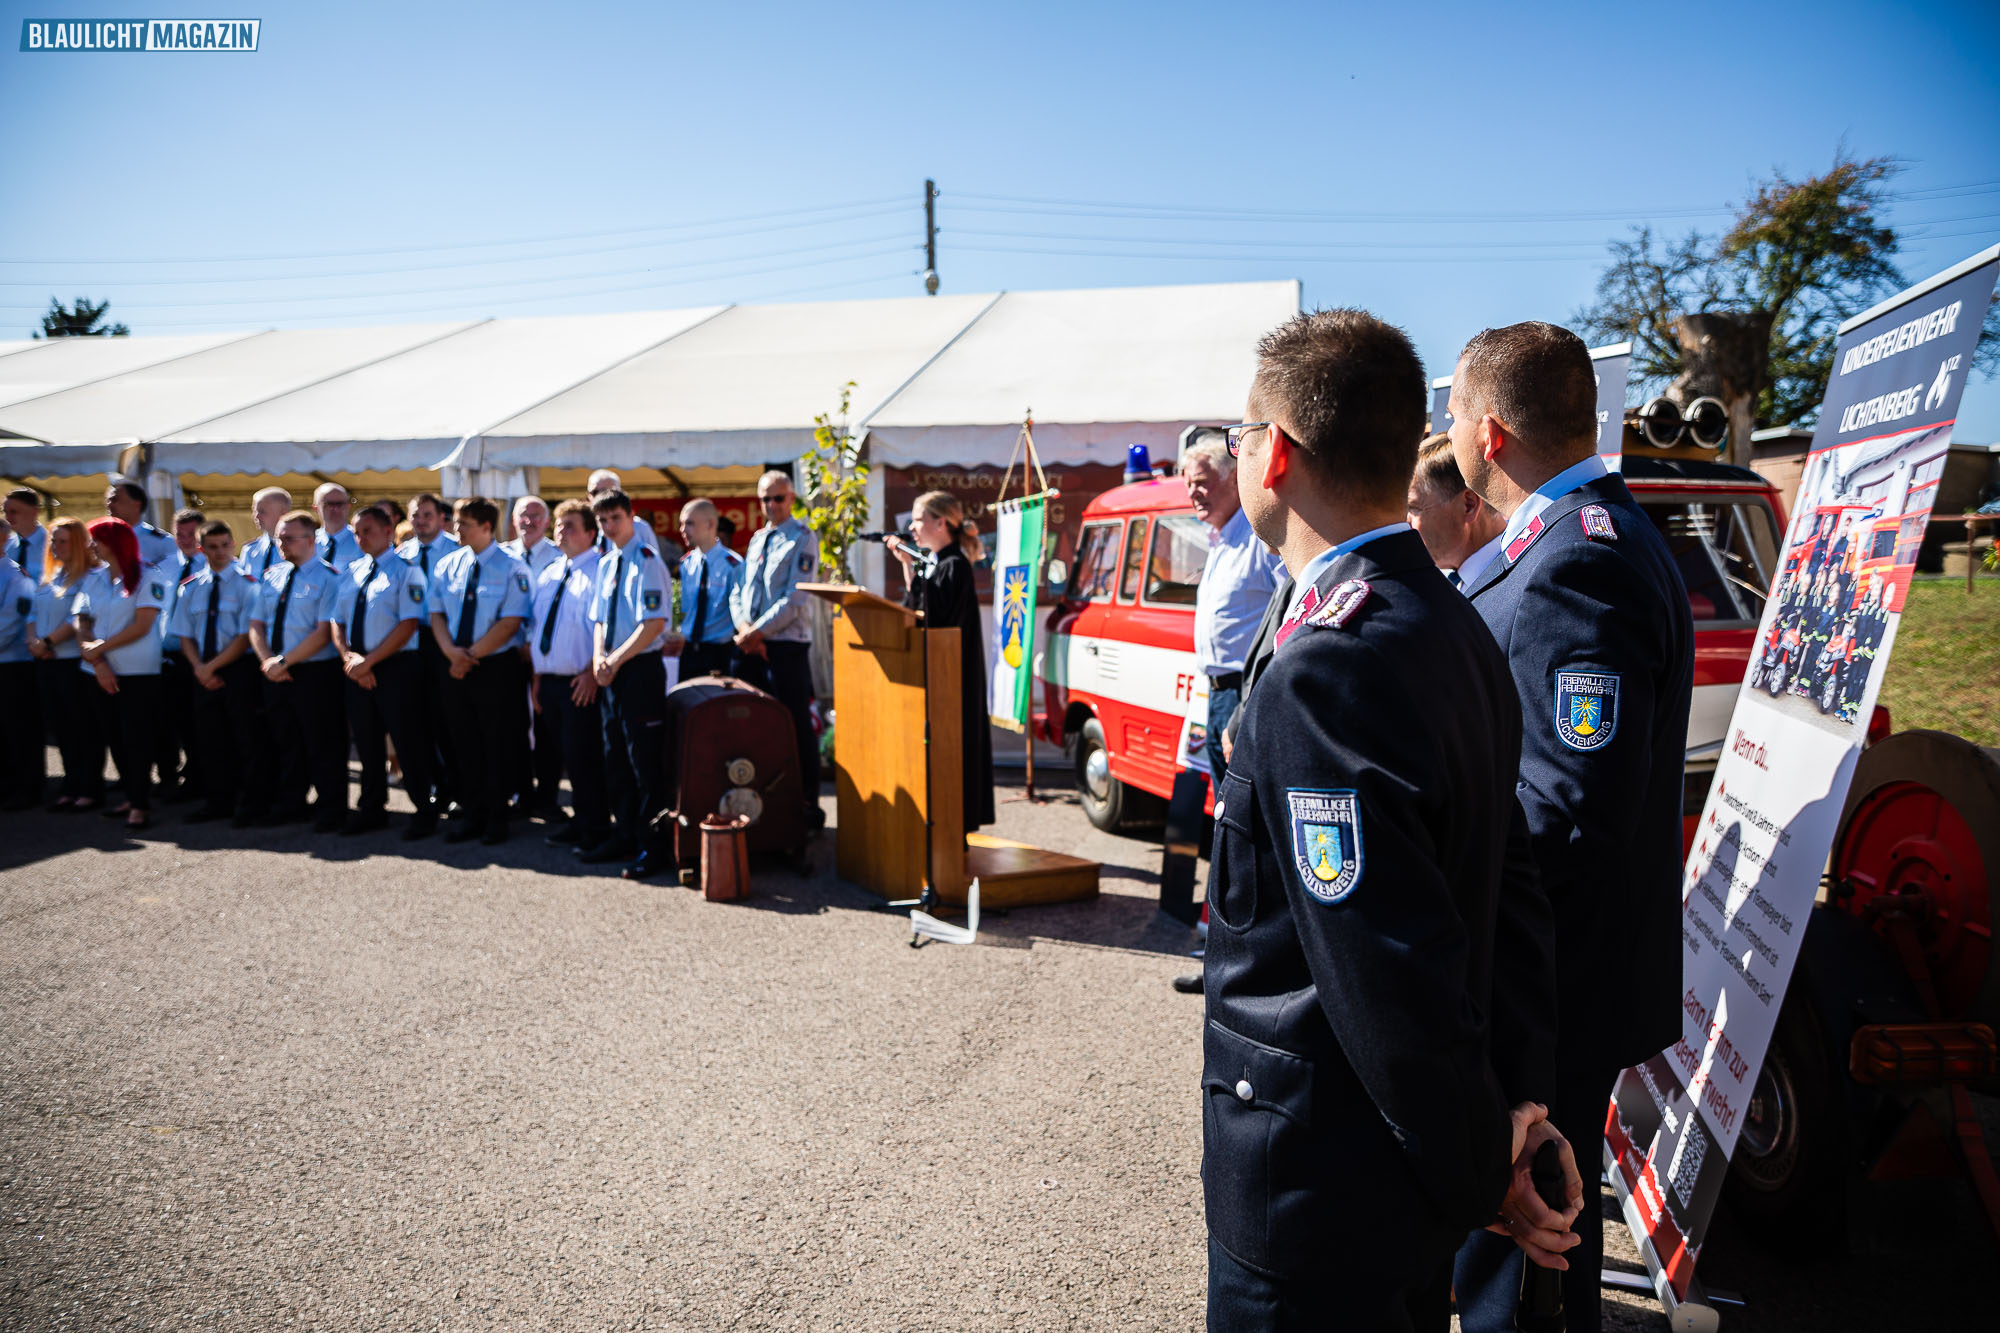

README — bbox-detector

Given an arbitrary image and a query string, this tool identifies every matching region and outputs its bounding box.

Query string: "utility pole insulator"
[922,178,939,296]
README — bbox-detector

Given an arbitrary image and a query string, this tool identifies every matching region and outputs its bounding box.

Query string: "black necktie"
[351,557,376,654]
[16,534,28,569]
[688,554,710,642]
[202,578,220,658]
[455,557,479,648]
[420,542,432,576]
[540,560,569,655]
[180,554,193,585]
[603,553,622,646]
[260,542,274,574]
[1447,569,1463,589]
[272,566,296,653]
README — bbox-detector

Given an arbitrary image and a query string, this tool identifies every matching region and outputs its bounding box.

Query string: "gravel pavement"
[1,770,1986,1330]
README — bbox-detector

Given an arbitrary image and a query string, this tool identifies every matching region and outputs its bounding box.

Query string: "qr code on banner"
[1671,1125,1708,1209]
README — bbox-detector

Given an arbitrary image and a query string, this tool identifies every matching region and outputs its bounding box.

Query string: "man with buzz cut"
[331,503,438,840]
[173,520,262,825]
[664,497,743,680]
[1202,309,1576,1330]
[584,488,671,879]
[236,486,293,579]
[313,481,361,573]
[427,496,531,846]
[1447,322,1694,1333]
[105,478,179,571]
[247,509,347,832]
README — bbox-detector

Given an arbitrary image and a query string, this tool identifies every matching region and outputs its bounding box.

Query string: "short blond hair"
[253,486,293,512]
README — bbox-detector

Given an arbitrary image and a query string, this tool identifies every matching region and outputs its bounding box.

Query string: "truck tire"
[1075,716,1164,833]
[1724,988,1844,1250]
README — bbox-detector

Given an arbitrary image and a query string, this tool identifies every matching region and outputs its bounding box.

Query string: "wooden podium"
[805,583,1097,909]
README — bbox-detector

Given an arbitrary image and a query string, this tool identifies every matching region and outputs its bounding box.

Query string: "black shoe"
[544,824,582,847]
[340,812,389,836]
[443,820,484,844]
[1171,972,1204,994]
[576,839,637,864]
[621,853,667,881]
[479,824,509,847]
[400,815,438,842]
[184,805,231,824]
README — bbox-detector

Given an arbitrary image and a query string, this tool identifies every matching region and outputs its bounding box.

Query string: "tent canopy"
[0,281,1301,480]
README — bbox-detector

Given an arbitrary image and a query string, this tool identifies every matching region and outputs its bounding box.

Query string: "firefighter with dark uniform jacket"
[1204,309,1577,1332]
[1446,322,1695,1333]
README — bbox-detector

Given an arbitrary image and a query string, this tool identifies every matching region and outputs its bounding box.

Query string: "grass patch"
[1879,578,2000,746]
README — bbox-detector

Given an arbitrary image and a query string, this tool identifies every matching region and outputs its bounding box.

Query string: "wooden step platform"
[940,833,1100,908]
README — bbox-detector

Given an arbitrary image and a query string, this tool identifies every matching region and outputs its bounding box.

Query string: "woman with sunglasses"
[74,518,168,830]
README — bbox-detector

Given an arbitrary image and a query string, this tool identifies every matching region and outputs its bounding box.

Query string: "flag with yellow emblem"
[988,492,1046,731]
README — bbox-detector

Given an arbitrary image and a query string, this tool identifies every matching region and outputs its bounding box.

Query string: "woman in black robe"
[888,491,996,832]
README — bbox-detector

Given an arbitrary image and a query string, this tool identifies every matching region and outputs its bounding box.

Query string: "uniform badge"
[149,581,164,598]
[1553,670,1620,751]
[515,573,530,593]
[797,548,814,574]
[1580,505,1617,541]
[642,590,662,611]
[1286,789,1364,905]
[407,585,424,604]
[1306,579,1371,630]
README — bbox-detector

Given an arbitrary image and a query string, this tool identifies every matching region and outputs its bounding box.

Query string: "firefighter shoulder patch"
[1580,505,1617,541]
[515,572,530,593]
[1553,670,1620,751]
[1305,579,1371,631]
[1286,788,1364,905]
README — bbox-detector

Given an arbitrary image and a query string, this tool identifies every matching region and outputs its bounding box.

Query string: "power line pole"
[923,179,939,295]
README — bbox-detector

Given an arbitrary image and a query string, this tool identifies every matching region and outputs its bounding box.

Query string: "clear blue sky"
[4,0,1998,436]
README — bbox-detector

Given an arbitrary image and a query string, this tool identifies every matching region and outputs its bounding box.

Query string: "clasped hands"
[1490,1102,1585,1270]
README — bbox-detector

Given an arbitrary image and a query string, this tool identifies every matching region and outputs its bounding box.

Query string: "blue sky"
[4,0,1998,436]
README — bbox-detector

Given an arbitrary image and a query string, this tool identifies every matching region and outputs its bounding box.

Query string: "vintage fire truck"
[1031,440,2000,1246]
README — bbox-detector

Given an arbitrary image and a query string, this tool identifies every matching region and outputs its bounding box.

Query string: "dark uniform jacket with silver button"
[1202,529,1541,1280]
[1466,471,1693,1069]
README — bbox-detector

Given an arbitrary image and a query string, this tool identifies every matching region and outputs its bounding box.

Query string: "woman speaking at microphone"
[886,491,995,833]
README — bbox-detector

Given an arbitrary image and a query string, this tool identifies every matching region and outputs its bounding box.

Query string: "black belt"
[1208,670,1243,691]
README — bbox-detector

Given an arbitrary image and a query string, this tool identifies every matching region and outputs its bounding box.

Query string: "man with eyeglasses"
[1407,432,1507,592]
[313,482,362,574]
[1200,310,1575,1330]
[730,470,822,831]
[248,509,347,831]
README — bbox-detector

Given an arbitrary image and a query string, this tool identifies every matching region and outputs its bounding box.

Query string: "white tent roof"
[860,280,1300,466]
[0,281,1300,479]
[454,292,999,473]
[155,307,723,475]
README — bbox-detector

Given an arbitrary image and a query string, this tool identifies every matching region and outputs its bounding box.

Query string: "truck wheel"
[1075,717,1163,833]
[1724,990,1843,1250]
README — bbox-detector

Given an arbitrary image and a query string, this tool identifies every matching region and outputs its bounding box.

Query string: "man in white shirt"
[502,493,563,813]
[529,499,610,850]
[1183,436,1282,786]
[1407,431,1506,592]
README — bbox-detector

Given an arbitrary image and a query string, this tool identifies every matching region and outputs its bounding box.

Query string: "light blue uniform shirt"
[589,533,670,654]
[330,549,428,656]
[397,530,462,582]
[154,550,200,655]
[426,543,533,649]
[5,524,46,581]
[315,524,362,574]
[677,543,744,646]
[254,559,342,663]
[1284,522,1415,622]
[732,517,816,643]
[130,520,178,571]
[502,536,563,579]
[595,521,658,559]
[236,530,285,580]
[529,549,600,677]
[1496,454,1610,556]
[1194,508,1284,676]
[35,572,84,659]
[0,565,35,663]
[74,564,169,677]
[170,561,260,659]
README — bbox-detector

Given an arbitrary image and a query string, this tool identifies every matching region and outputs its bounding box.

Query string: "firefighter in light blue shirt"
[583,488,671,877]
[426,497,532,844]
[501,495,563,577]
[313,482,363,573]
[171,520,263,824]
[235,486,294,580]
[105,479,179,570]
[665,498,743,680]
[398,491,465,813]
[2,488,47,580]
[0,546,37,808]
[248,510,347,830]
[331,503,437,839]
[730,470,822,829]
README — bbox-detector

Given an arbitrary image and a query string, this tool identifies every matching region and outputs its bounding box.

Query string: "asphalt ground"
[1,763,1988,1331]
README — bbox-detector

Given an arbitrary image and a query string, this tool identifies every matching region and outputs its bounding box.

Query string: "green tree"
[796,380,870,582]
[36,296,130,338]
[1574,151,2000,462]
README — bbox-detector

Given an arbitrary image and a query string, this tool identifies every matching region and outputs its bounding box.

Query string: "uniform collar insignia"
[1503,514,1545,564]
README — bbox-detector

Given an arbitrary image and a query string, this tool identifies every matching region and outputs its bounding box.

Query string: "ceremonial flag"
[989,494,1046,730]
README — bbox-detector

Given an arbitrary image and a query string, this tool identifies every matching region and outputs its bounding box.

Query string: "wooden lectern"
[805,583,1098,909]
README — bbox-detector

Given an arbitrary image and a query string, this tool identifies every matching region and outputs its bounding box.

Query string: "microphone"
[855,529,912,544]
[1514,1139,1570,1332]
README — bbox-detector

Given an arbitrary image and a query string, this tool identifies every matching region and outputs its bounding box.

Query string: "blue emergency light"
[1124,444,1152,483]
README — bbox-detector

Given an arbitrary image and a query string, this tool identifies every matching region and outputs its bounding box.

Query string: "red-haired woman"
[27,516,107,810]
[74,518,168,830]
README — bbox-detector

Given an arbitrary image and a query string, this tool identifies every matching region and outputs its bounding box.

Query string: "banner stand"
[1603,1167,1740,1331]
[992,410,1060,803]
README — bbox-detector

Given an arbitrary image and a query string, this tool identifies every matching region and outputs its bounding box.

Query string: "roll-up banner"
[1430,341,1631,464]
[1606,246,2000,1316]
